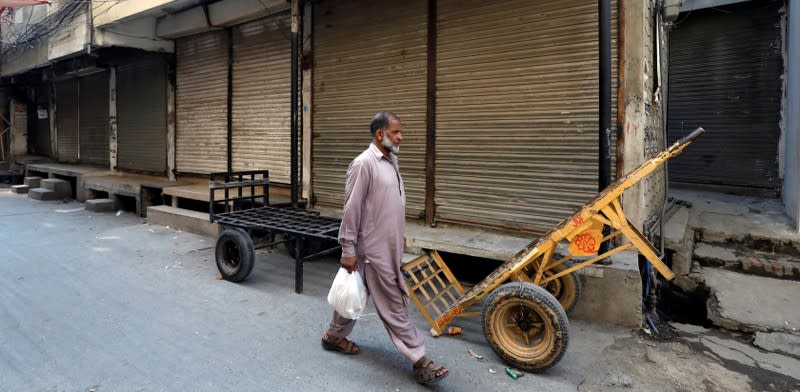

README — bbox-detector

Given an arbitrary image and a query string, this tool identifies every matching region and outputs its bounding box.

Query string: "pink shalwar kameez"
[327,143,426,363]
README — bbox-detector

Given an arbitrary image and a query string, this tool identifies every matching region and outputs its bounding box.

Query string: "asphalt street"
[0,188,626,391]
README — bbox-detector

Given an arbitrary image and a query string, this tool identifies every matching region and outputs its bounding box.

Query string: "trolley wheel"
[215,228,255,282]
[527,264,582,314]
[482,282,569,373]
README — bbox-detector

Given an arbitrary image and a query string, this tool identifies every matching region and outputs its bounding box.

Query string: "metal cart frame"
[209,170,342,293]
[402,128,705,372]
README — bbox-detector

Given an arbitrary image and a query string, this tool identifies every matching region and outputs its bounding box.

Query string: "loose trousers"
[327,262,426,363]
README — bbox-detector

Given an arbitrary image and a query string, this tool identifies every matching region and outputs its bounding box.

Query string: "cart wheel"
[529,264,582,314]
[215,228,255,282]
[482,282,569,373]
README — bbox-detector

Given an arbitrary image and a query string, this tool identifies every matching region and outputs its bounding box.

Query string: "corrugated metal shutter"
[176,30,228,174]
[312,0,428,217]
[34,85,51,157]
[117,58,168,174]
[667,3,783,196]
[232,13,291,184]
[79,72,110,166]
[56,79,79,163]
[435,0,619,233]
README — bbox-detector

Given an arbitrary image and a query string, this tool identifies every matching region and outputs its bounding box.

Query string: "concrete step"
[693,242,800,281]
[28,188,61,201]
[24,176,42,188]
[703,267,800,334]
[11,185,29,194]
[41,178,71,198]
[146,205,220,238]
[85,198,115,213]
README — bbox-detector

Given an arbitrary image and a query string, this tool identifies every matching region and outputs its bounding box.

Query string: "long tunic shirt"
[338,142,409,297]
[330,143,425,362]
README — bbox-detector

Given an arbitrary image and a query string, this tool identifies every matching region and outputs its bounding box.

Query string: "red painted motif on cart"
[572,216,585,227]
[573,232,598,253]
[437,306,463,329]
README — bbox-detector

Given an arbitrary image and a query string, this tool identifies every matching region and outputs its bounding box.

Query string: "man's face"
[379,118,403,154]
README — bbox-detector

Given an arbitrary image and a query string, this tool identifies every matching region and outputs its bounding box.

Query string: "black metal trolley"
[209,170,342,293]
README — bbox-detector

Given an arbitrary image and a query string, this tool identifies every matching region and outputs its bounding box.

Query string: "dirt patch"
[579,337,753,392]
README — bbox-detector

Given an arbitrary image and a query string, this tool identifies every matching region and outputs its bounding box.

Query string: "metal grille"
[117,58,168,174]
[176,30,229,174]
[434,0,619,234]
[232,13,292,184]
[79,72,110,166]
[667,2,783,196]
[312,0,428,217]
[215,206,340,240]
[56,78,79,163]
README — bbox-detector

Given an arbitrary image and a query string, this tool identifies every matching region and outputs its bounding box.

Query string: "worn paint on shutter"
[79,72,110,166]
[117,58,168,174]
[668,3,783,196]
[313,0,428,217]
[434,0,619,233]
[232,13,292,184]
[56,78,79,163]
[176,30,229,175]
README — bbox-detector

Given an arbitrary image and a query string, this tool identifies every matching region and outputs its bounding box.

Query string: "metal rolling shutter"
[312,0,428,217]
[79,72,110,166]
[34,85,51,157]
[232,13,291,184]
[56,79,79,163]
[667,3,783,196]
[435,0,619,233]
[117,58,168,174]
[176,30,228,174]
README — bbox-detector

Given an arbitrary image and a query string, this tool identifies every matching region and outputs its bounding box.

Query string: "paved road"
[0,189,624,391]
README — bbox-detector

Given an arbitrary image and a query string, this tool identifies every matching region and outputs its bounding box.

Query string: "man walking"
[321,112,449,385]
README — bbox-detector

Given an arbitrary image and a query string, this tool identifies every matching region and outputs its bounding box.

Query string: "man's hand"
[341,255,358,273]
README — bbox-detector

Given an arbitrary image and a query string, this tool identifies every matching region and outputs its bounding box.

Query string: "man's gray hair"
[370,111,400,135]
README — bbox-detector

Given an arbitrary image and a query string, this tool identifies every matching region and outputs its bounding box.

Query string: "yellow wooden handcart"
[402,127,705,372]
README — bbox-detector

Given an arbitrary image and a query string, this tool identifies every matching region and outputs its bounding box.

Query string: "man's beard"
[382,136,400,154]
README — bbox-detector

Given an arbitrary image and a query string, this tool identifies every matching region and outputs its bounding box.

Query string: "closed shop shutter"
[232,13,291,184]
[117,58,168,174]
[56,78,79,163]
[667,3,783,196]
[176,30,228,175]
[79,72,110,166]
[34,85,51,157]
[313,0,428,217]
[435,0,619,233]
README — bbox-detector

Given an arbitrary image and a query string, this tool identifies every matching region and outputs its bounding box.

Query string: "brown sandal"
[413,358,449,385]
[321,333,360,355]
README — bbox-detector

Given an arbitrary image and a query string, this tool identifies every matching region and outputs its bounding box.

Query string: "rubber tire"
[215,228,255,282]
[482,282,570,373]
[529,264,582,314]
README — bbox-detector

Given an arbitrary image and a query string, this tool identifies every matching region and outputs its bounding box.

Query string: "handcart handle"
[678,127,705,145]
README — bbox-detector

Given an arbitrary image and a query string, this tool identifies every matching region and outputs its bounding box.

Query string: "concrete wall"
[785,0,800,231]
[621,0,667,230]
[94,17,174,53]
[0,5,49,77]
[92,0,182,27]
[156,0,288,38]
[47,3,89,61]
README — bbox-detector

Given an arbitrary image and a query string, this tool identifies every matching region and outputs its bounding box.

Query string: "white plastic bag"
[327,267,368,320]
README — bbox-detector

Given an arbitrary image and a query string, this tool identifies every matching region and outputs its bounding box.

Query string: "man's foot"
[321,332,360,355]
[413,357,449,385]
